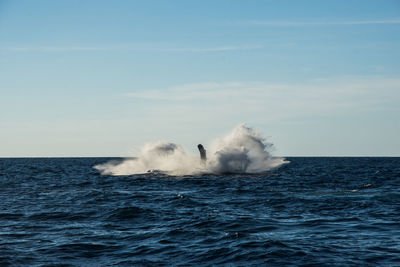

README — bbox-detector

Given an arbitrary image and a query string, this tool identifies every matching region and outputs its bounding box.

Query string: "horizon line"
[1,155,399,158]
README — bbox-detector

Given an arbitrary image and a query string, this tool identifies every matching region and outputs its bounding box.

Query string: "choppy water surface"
[0,157,399,266]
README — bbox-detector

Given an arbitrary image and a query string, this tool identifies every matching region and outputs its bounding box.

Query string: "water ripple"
[0,157,399,265]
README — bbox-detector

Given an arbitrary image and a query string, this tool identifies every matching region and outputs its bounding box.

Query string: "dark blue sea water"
[0,157,399,266]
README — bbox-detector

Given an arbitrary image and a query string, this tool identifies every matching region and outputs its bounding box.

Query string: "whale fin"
[197,144,207,162]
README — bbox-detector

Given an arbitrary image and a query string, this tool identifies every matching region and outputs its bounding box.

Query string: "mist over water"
[94,124,288,175]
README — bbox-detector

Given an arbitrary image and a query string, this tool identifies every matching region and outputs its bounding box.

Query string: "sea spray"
[94,142,201,176]
[94,124,288,175]
[207,124,286,173]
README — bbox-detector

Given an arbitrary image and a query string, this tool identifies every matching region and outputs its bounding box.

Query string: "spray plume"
[94,124,288,176]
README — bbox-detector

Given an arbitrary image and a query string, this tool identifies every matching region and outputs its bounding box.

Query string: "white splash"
[94,124,288,176]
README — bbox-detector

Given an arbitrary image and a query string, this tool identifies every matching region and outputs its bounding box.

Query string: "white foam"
[94,124,288,176]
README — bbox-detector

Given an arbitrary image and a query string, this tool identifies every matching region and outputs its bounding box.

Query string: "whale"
[197,144,207,162]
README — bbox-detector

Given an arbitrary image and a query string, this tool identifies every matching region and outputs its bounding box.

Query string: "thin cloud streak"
[126,77,400,119]
[243,19,400,26]
[7,46,121,52]
[159,45,264,52]
[3,44,263,53]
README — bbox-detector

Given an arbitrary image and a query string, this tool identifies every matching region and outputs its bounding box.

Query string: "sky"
[0,0,399,157]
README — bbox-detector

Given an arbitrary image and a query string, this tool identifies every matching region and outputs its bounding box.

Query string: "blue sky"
[0,0,399,156]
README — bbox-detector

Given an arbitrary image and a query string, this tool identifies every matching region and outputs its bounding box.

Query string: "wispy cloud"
[159,45,263,52]
[6,46,120,52]
[127,82,254,100]
[243,19,400,27]
[126,77,400,121]
[2,44,263,53]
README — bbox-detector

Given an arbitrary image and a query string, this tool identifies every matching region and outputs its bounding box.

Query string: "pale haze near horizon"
[0,0,399,157]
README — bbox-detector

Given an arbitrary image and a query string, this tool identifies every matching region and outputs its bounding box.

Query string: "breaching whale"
[197,144,207,162]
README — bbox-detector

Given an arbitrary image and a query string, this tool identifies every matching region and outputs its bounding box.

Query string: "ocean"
[0,157,399,266]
